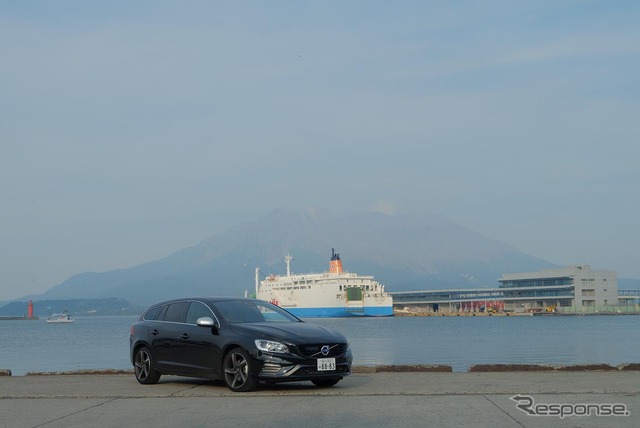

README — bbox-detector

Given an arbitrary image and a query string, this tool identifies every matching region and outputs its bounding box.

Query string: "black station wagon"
[129,297,352,392]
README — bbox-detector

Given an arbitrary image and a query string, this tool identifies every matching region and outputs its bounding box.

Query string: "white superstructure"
[256,249,394,317]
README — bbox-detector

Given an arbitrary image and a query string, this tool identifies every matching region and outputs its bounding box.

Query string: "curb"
[353,365,452,373]
[4,364,640,376]
[25,369,133,376]
[468,363,636,372]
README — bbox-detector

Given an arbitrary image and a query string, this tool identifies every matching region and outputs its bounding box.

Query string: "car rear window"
[143,306,164,320]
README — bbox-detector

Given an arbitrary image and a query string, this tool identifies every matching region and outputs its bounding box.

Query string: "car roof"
[150,297,258,306]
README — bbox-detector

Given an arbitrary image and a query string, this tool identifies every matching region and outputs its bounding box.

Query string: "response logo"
[510,395,630,418]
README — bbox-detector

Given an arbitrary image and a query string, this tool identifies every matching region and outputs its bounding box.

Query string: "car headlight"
[255,339,289,354]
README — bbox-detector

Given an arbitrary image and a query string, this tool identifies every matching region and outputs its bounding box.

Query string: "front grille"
[295,343,347,358]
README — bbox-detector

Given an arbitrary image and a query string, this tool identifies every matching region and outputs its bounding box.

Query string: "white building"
[499,265,618,312]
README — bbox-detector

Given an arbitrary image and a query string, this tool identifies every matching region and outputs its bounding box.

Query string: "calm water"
[1,315,639,375]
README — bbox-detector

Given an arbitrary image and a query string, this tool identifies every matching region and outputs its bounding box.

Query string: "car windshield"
[215,300,300,323]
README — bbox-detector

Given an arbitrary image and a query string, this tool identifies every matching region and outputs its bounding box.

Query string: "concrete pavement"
[1,371,639,427]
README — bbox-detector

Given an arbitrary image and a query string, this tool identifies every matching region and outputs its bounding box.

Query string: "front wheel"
[134,346,161,385]
[312,378,341,387]
[223,348,258,392]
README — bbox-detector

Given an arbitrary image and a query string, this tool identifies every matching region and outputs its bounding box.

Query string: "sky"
[1,1,639,301]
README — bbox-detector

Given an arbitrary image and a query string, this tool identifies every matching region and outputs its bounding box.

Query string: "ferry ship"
[255,249,394,317]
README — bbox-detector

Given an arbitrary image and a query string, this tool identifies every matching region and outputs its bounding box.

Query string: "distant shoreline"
[0,316,40,321]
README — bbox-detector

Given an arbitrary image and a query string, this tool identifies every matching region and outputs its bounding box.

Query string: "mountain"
[34,208,556,306]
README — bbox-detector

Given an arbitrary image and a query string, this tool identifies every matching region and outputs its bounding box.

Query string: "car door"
[151,301,189,370]
[178,301,224,376]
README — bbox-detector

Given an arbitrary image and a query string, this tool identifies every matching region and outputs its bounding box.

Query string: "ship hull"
[284,306,394,318]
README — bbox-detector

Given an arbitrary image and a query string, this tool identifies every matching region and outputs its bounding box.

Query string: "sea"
[1,315,639,376]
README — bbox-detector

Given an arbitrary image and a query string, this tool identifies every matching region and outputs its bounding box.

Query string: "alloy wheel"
[134,346,161,384]
[223,348,257,392]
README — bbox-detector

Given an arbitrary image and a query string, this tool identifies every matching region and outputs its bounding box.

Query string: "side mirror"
[196,317,220,335]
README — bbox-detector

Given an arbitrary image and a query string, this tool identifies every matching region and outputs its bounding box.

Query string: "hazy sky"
[1,1,639,301]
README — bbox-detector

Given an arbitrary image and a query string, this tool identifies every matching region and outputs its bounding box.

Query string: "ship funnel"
[329,248,343,273]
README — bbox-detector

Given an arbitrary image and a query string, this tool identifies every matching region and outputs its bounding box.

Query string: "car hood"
[230,322,347,344]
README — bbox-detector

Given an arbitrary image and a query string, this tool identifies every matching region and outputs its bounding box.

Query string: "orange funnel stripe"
[329,259,343,273]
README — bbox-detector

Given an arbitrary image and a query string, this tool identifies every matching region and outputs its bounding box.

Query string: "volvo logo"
[321,345,330,356]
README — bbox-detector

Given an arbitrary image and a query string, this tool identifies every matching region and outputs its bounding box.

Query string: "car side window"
[185,301,214,324]
[143,306,163,320]
[163,302,189,323]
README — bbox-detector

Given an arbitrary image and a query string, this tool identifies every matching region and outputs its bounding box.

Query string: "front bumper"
[252,347,353,381]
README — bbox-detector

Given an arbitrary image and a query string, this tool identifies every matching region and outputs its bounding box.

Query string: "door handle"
[179,333,190,340]
[151,329,159,336]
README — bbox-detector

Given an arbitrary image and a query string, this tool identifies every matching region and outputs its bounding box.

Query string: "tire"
[223,348,257,392]
[312,378,341,387]
[134,346,161,385]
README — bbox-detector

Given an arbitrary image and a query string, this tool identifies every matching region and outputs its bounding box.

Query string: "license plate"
[317,358,336,371]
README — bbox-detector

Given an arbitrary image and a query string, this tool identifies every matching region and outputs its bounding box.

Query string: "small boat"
[46,311,75,323]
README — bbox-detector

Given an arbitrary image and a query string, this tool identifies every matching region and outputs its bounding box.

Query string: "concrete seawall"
[3,363,640,376]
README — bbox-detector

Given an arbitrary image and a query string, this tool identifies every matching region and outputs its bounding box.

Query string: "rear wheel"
[134,346,161,385]
[312,378,341,387]
[223,348,257,392]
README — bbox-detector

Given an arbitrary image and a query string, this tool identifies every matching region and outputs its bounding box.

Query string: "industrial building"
[499,264,618,312]
[391,264,620,314]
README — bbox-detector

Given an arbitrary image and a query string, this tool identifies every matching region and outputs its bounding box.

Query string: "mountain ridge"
[21,209,559,306]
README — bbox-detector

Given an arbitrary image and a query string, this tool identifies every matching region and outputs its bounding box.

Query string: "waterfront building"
[390,264,621,314]
[499,265,618,312]
[390,287,505,314]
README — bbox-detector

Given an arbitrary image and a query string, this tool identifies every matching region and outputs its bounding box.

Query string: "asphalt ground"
[1,371,639,428]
